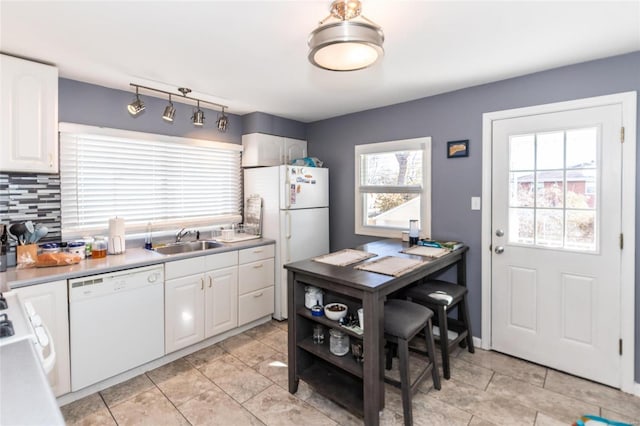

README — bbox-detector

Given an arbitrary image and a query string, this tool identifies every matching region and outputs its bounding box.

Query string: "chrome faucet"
[175,228,199,243]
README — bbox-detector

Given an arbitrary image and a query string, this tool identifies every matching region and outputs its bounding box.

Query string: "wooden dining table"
[285,238,469,426]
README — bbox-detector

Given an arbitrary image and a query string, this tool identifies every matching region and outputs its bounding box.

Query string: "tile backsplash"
[0,172,61,242]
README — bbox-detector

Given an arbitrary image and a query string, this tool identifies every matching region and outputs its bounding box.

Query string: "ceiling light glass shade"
[308,21,384,71]
[127,95,145,115]
[192,109,205,126]
[162,103,176,122]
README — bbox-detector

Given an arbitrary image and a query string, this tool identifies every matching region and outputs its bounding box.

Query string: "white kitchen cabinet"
[238,245,275,326]
[164,251,238,353]
[14,280,70,397]
[0,54,59,173]
[242,133,307,167]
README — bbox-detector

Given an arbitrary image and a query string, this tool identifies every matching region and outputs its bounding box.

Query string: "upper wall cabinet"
[0,55,59,173]
[242,133,307,167]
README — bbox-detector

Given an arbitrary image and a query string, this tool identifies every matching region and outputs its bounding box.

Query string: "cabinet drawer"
[238,286,274,326]
[204,250,237,270]
[165,257,205,280]
[238,244,275,264]
[238,259,275,295]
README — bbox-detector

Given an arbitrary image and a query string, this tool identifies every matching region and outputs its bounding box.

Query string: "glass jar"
[409,219,419,246]
[329,329,349,356]
[305,286,324,309]
[92,236,108,258]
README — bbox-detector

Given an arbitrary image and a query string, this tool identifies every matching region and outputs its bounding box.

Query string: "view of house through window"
[355,138,431,238]
[508,127,598,251]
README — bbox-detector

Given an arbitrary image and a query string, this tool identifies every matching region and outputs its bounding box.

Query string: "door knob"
[495,246,504,254]
[495,229,504,237]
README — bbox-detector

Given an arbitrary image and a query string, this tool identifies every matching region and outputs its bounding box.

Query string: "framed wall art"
[447,140,469,158]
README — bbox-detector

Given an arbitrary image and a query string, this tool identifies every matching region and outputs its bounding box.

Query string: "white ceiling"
[1,1,638,123]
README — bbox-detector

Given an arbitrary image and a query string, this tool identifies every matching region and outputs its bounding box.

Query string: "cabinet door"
[0,54,58,173]
[283,138,307,164]
[165,274,205,353]
[242,133,284,167]
[204,266,238,338]
[14,281,70,397]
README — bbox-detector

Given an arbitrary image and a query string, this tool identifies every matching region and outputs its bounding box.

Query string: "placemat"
[354,256,424,277]
[401,245,449,258]
[312,249,377,267]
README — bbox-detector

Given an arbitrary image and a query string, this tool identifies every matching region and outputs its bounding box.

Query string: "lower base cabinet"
[14,280,71,397]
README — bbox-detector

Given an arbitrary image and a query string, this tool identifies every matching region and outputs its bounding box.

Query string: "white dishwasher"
[69,264,164,391]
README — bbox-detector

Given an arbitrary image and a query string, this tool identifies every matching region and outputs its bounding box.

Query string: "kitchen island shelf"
[299,361,364,418]
[297,336,363,378]
[296,308,363,340]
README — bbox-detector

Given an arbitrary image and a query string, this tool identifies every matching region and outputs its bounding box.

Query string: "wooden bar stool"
[384,299,441,426]
[403,279,474,380]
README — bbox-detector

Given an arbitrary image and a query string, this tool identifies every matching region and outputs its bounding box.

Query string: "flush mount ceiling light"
[216,107,229,133]
[308,0,384,72]
[127,84,229,130]
[162,94,176,122]
[127,86,146,115]
[192,100,205,126]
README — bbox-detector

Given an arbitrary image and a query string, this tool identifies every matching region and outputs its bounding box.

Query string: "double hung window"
[59,123,242,239]
[354,137,431,238]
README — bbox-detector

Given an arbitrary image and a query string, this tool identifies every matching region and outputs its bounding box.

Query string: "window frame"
[58,123,243,240]
[354,137,431,238]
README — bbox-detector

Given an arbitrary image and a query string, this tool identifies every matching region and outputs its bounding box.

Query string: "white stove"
[0,292,56,373]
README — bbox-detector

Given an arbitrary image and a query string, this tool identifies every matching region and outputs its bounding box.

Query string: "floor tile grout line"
[145,370,195,426]
[484,371,495,392]
[98,390,120,426]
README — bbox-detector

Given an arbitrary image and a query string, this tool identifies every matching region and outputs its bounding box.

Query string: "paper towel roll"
[108,217,126,254]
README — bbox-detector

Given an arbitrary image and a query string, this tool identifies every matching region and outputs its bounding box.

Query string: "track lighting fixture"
[308,0,384,71]
[127,84,229,130]
[192,100,205,126]
[162,94,176,122]
[216,107,229,133]
[127,86,146,115]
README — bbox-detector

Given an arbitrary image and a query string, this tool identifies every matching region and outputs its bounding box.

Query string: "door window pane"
[536,132,564,169]
[566,127,597,168]
[566,210,596,251]
[509,208,534,244]
[567,169,596,209]
[535,170,564,208]
[509,134,535,170]
[509,172,534,207]
[535,209,563,247]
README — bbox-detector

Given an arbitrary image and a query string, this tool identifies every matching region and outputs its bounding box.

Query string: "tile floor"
[61,320,640,425]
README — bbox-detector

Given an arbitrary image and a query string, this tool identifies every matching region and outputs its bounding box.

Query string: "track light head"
[192,101,205,126]
[127,87,145,115]
[162,94,176,122]
[216,107,229,133]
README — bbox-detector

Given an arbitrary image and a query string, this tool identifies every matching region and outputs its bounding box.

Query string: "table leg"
[363,294,384,426]
[287,270,299,393]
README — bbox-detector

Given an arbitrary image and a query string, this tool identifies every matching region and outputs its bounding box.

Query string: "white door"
[165,274,205,353]
[279,166,329,209]
[491,104,623,387]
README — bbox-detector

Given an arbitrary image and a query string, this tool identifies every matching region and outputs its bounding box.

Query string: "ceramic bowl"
[324,303,348,321]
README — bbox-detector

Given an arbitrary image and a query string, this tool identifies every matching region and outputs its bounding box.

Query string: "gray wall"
[306,51,640,382]
[59,79,243,144]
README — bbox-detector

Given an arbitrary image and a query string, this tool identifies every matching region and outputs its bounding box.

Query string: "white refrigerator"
[244,165,329,320]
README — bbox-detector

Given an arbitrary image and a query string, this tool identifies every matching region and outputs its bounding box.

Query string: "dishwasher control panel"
[68,265,164,301]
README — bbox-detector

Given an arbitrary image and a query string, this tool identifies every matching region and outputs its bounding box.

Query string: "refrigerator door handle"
[285,211,291,262]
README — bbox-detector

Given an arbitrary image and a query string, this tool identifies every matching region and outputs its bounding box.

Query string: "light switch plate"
[471,197,481,210]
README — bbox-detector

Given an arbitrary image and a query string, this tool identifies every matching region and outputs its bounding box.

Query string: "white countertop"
[1,239,275,290]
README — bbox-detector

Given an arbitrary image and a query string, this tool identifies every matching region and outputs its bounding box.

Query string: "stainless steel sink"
[154,240,224,255]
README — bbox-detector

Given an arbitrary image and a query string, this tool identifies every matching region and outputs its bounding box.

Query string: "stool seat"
[384,299,440,426]
[403,279,467,306]
[384,299,434,339]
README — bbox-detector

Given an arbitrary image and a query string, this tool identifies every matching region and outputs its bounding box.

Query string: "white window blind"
[59,124,242,239]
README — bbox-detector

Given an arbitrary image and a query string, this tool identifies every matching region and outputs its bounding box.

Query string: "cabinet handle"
[253,292,263,298]
[201,277,204,290]
[49,153,54,168]
[208,276,212,288]
[253,263,264,269]
[253,249,263,253]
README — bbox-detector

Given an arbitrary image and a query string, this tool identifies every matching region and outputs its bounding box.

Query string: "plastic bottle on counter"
[83,236,94,257]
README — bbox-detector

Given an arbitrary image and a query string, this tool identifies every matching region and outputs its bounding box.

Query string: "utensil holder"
[17,244,37,265]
